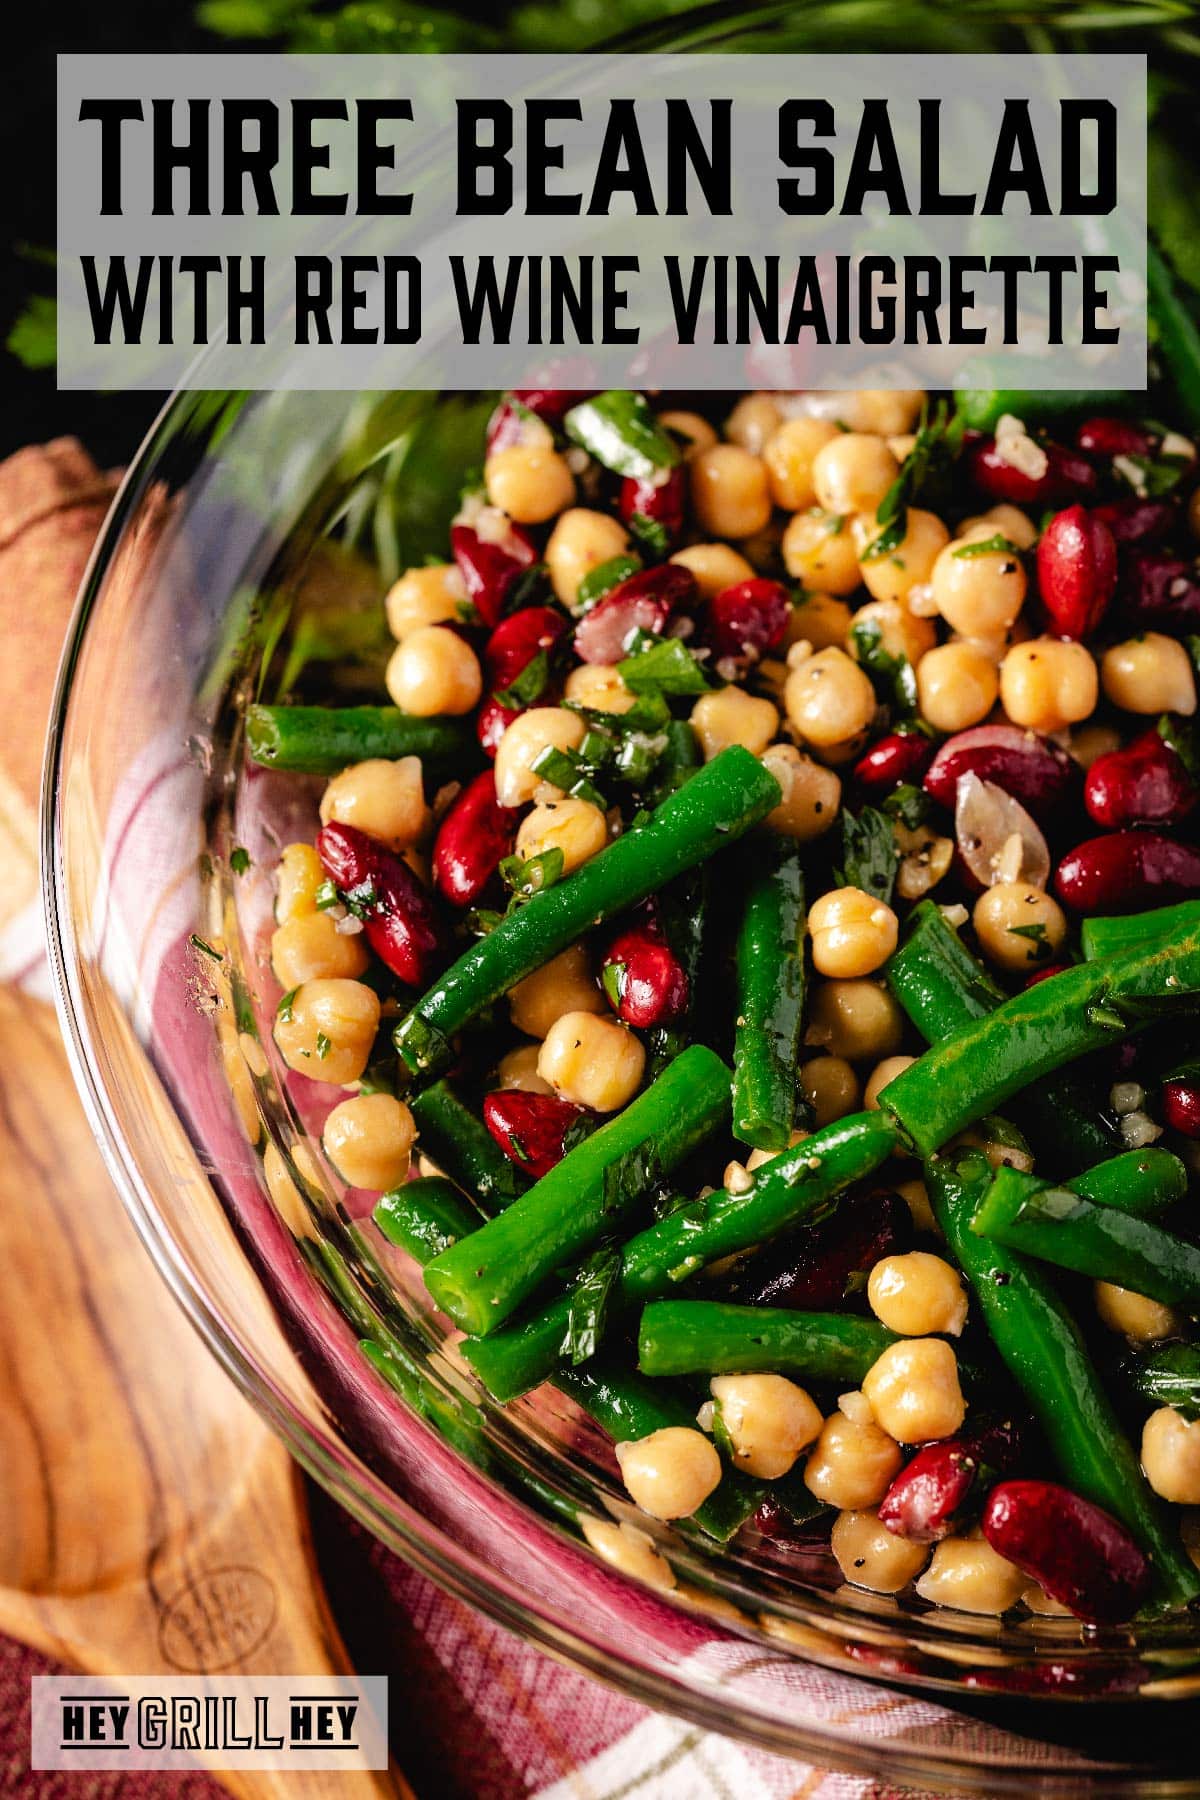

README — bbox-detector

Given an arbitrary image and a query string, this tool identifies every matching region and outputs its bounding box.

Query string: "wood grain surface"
[0,985,412,1798]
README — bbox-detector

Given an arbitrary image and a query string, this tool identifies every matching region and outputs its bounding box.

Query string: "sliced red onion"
[955,771,1050,891]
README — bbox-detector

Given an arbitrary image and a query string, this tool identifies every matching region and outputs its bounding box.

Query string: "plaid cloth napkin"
[0,437,1126,1800]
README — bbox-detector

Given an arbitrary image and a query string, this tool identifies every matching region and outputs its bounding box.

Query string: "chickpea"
[545,508,630,609]
[493,707,586,808]
[800,1054,860,1127]
[915,1533,1027,1615]
[929,532,1027,639]
[271,912,369,989]
[782,510,861,596]
[273,979,381,1085]
[785,646,877,753]
[760,744,841,842]
[508,943,604,1038]
[916,643,1000,734]
[973,882,1067,973]
[958,503,1038,552]
[745,1126,808,1172]
[811,433,899,517]
[1142,1407,1200,1504]
[385,625,482,718]
[861,1338,965,1442]
[263,1141,315,1239]
[690,444,773,540]
[804,1410,902,1510]
[807,886,899,979]
[538,1010,645,1112]
[516,796,608,876]
[863,1054,915,1109]
[763,417,839,511]
[807,979,904,1062]
[1023,1582,1073,1617]
[896,1176,938,1236]
[495,1041,554,1094]
[484,443,575,525]
[724,392,783,453]
[218,1014,260,1143]
[385,563,466,641]
[831,1510,930,1595]
[836,389,925,436]
[563,662,636,715]
[319,756,430,851]
[855,508,950,605]
[848,597,937,667]
[276,842,324,924]
[579,1516,676,1591]
[1102,633,1198,717]
[656,409,718,458]
[1000,637,1099,735]
[1094,1280,1182,1343]
[1070,722,1122,771]
[709,1373,823,1479]
[669,542,755,600]
[787,592,852,651]
[322,1092,415,1191]
[615,1427,722,1520]
[868,1252,967,1337]
[690,688,780,761]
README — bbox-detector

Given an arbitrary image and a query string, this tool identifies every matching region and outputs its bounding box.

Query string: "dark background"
[2,2,219,464]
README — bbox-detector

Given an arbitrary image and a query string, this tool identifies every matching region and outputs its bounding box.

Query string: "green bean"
[637,1301,897,1384]
[395,745,781,1078]
[424,1047,732,1337]
[462,1110,899,1402]
[563,391,681,481]
[1081,902,1200,963]
[954,388,1128,433]
[732,842,806,1150]
[245,703,474,776]
[408,1080,528,1211]
[927,1147,1200,1610]
[880,905,1200,1158]
[1122,1344,1200,1423]
[885,900,1116,1171]
[1149,243,1200,431]
[555,1362,764,1543]
[374,1177,482,1262]
[972,1155,1199,1307]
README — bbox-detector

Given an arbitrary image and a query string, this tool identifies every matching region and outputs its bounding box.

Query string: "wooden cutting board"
[0,984,412,1798]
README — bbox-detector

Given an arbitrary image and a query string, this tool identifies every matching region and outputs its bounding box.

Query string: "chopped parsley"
[837,806,898,906]
[952,533,1022,560]
[315,1030,333,1061]
[230,846,252,876]
[617,633,714,697]
[560,1244,622,1365]
[849,617,918,718]
[277,986,299,1022]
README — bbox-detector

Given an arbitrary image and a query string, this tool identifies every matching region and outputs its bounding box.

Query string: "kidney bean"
[879,1419,1024,1542]
[619,467,687,545]
[315,822,443,988]
[924,724,1078,824]
[1036,504,1117,640]
[476,698,510,760]
[1092,496,1177,547]
[450,521,539,628]
[721,1188,911,1312]
[981,1480,1149,1623]
[853,730,935,797]
[966,1661,1146,1697]
[432,771,520,909]
[484,605,569,689]
[1121,550,1200,631]
[708,579,792,670]
[1055,830,1200,914]
[968,436,1098,506]
[511,387,593,421]
[602,925,689,1028]
[751,1493,833,1550]
[1163,1078,1200,1139]
[1023,962,1071,989]
[1085,726,1197,831]
[482,1089,591,1180]
[1076,416,1157,459]
[573,564,698,664]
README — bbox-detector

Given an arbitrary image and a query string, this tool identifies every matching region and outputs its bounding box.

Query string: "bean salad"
[247,377,1200,1627]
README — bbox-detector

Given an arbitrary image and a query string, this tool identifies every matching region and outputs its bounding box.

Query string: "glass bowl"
[39,1,1200,1767]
